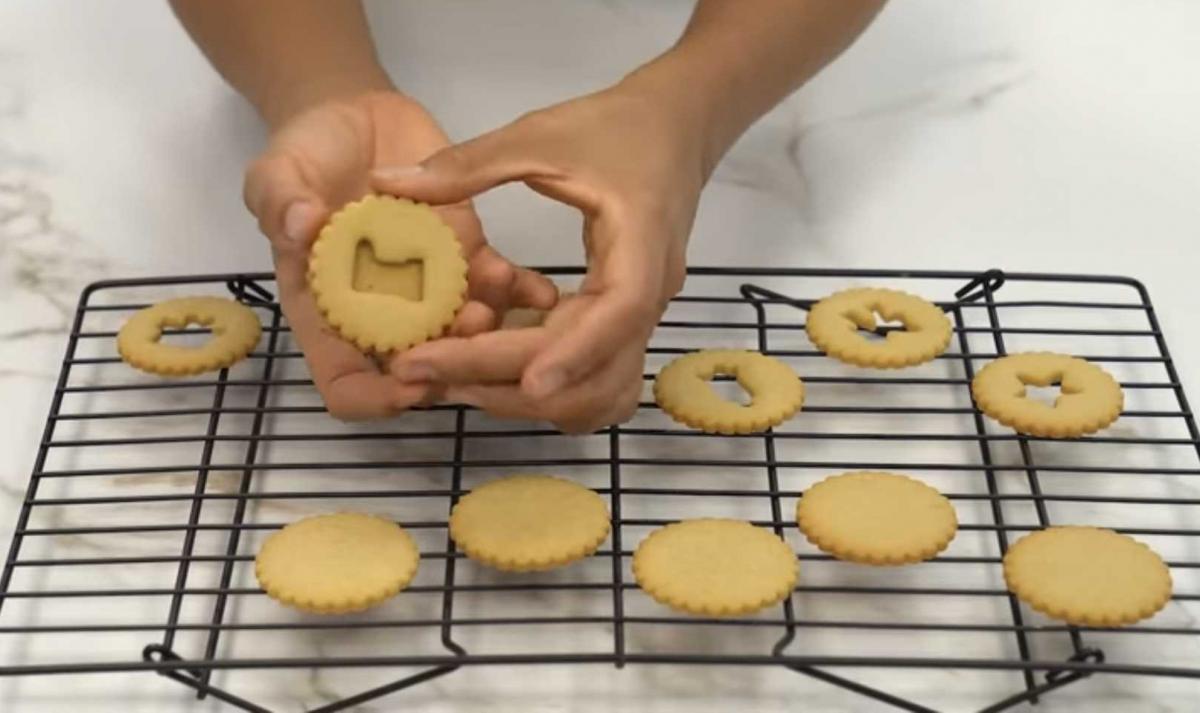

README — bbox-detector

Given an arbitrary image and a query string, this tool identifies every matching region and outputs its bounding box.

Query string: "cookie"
[117,296,261,376]
[632,519,798,616]
[972,352,1123,437]
[308,195,467,353]
[255,512,420,614]
[653,349,804,434]
[1004,526,1171,626]
[449,474,610,572]
[796,471,958,565]
[806,287,952,368]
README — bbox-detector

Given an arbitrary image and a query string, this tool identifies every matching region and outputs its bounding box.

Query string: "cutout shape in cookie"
[633,519,798,616]
[255,512,420,614]
[117,296,261,376]
[796,471,958,565]
[972,352,1123,437]
[308,195,467,353]
[806,287,951,368]
[653,349,804,434]
[1004,526,1171,626]
[450,475,610,571]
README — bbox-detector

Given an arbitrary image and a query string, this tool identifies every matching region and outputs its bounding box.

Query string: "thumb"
[370,123,545,205]
[243,151,327,257]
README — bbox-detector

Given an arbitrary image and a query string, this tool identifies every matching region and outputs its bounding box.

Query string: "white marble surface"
[2,1,1200,711]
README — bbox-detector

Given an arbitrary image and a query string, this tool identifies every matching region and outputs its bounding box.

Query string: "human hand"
[374,80,706,432]
[243,90,557,420]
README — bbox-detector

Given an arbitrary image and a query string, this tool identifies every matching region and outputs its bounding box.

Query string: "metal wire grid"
[0,267,1198,713]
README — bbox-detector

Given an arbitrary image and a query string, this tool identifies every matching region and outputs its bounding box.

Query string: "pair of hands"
[244,86,701,432]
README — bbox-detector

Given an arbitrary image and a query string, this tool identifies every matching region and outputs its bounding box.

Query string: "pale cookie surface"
[308,195,467,353]
[255,512,420,614]
[796,471,958,565]
[117,296,261,376]
[653,349,804,434]
[972,352,1123,437]
[633,519,798,616]
[806,287,952,368]
[449,475,610,572]
[1004,526,1171,626]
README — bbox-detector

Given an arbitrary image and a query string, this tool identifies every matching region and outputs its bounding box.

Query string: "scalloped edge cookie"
[653,349,804,434]
[117,296,261,376]
[449,475,610,572]
[796,471,958,565]
[308,195,467,354]
[806,287,952,369]
[632,519,798,616]
[972,352,1124,438]
[255,512,420,615]
[1004,526,1171,626]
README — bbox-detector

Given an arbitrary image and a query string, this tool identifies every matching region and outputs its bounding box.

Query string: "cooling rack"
[1,267,1198,713]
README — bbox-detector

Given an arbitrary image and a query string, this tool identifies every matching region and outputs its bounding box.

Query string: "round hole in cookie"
[1024,383,1063,408]
[156,319,216,349]
[352,239,425,301]
[857,310,907,341]
[708,374,753,406]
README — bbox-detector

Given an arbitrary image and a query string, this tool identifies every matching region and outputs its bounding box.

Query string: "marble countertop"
[2,1,1199,711]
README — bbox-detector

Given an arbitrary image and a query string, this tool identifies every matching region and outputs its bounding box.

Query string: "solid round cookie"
[117,296,261,376]
[807,287,952,368]
[450,475,610,572]
[632,519,798,616]
[1004,526,1171,626]
[653,350,804,434]
[796,472,958,565]
[972,352,1123,437]
[308,195,467,353]
[255,512,420,614]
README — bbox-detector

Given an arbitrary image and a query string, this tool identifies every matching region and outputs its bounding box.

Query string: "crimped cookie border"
[449,475,611,572]
[652,349,805,435]
[117,296,262,376]
[1003,526,1172,626]
[796,471,958,565]
[632,518,799,617]
[254,512,420,615]
[806,287,952,369]
[971,352,1124,438]
[307,195,468,354]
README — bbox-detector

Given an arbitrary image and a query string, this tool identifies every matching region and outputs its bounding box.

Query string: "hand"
[374,81,704,433]
[243,90,557,420]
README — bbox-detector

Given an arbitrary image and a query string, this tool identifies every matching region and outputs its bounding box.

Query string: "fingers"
[391,328,550,384]
[370,121,549,205]
[321,370,433,421]
[522,215,666,399]
[244,151,326,256]
[446,349,644,434]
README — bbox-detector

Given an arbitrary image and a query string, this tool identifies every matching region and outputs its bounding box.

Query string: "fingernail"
[525,368,567,400]
[371,164,425,181]
[283,201,319,244]
[396,362,438,383]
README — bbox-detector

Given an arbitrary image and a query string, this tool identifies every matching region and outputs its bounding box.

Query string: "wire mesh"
[1,267,1198,713]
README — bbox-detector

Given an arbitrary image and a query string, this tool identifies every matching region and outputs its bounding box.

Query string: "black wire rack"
[1,266,1198,713]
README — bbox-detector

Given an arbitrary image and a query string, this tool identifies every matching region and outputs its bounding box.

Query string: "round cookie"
[449,475,610,572]
[972,352,1123,438]
[807,287,952,368]
[796,472,958,565]
[117,296,261,376]
[1004,526,1171,626]
[308,195,467,353]
[632,519,798,616]
[255,512,420,614]
[653,349,804,434]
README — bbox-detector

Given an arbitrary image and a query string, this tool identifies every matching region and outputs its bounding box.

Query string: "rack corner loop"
[954,269,1007,303]
[225,278,276,307]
